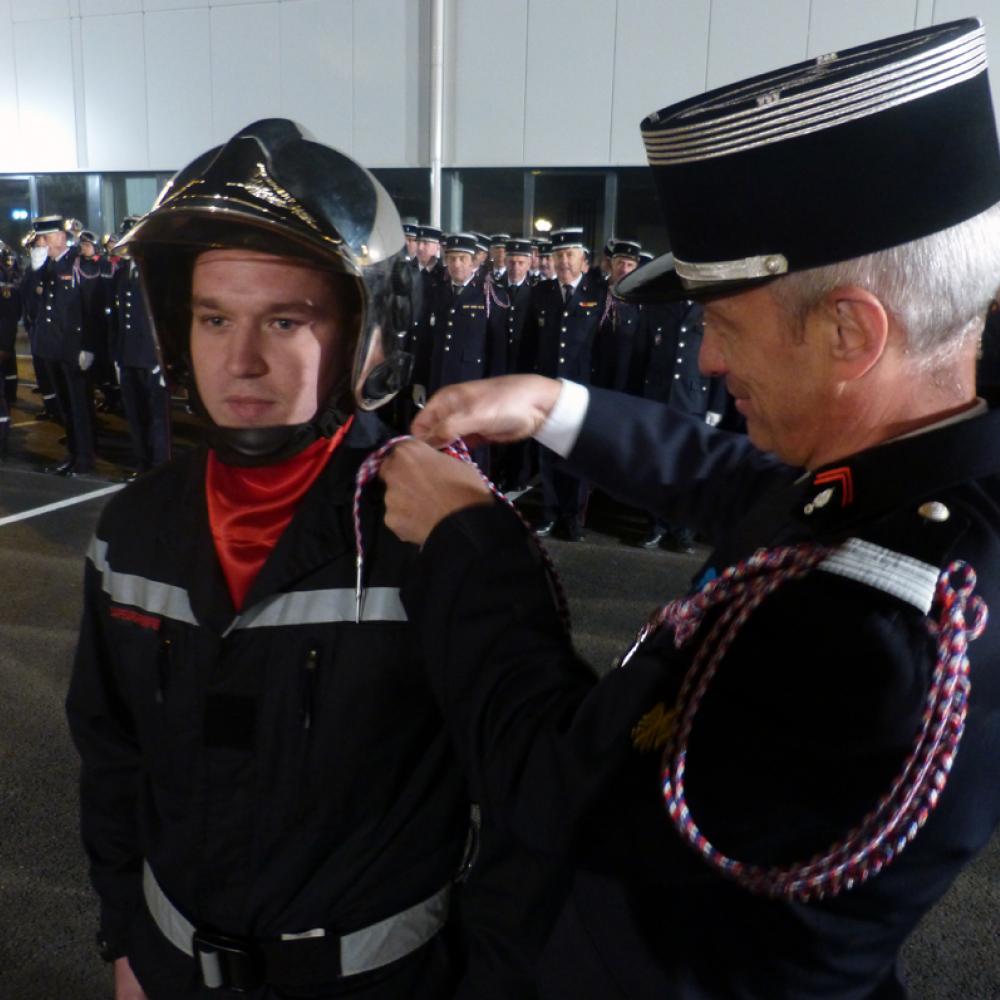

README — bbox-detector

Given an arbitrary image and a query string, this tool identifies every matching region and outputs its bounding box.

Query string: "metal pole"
[429,0,445,227]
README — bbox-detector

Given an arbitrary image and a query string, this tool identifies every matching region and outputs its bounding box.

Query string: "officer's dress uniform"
[21,258,60,420]
[406,387,1000,999]
[533,274,606,534]
[32,246,96,472]
[110,260,171,472]
[0,254,21,412]
[592,297,642,394]
[633,300,728,548]
[409,259,447,396]
[494,276,536,490]
[67,414,553,999]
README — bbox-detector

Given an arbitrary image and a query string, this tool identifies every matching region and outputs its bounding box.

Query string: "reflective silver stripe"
[818,537,939,614]
[142,860,450,979]
[233,587,407,631]
[674,253,788,288]
[87,536,198,626]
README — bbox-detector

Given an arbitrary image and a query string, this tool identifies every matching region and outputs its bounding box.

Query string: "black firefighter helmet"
[116,118,414,465]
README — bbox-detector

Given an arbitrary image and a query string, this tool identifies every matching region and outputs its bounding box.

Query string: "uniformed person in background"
[0,241,22,447]
[109,218,172,475]
[488,234,509,280]
[30,214,96,474]
[402,221,418,262]
[529,238,543,282]
[631,298,727,552]
[592,239,642,393]
[531,226,605,540]
[21,229,62,423]
[378,19,1000,999]
[471,233,490,277]
[537,240,555,281]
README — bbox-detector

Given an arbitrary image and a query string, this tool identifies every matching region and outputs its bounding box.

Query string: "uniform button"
[563,311,569,318]
[559,356,565,363]
[674,373,680,379]
[918,501,950,522]
[560,326,567,333]
[656,326,662,332]
[449,308,455,314]
[446,333,452,339]
[560,342,566,348]
[679,341,685,348]
[444,346,450,352]
[680,325,687,332]
[447,321,453,327]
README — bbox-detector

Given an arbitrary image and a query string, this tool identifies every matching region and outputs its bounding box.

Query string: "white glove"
[78,350,95,371]
[705,411,722,427]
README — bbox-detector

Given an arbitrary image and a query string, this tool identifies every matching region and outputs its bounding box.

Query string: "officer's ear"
[820,285,889,381]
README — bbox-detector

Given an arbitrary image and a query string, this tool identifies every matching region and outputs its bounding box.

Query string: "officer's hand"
[411,375,562,448]
[113,957,148,1000]
[79,350,95,371]
[380,440,492,546]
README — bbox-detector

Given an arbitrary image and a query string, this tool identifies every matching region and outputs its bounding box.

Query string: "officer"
[66,119,550,1000]
[632,298,727,552]
[379,19,1000,999]
[494,238,536,491]
[30,214,96,474]
[528,239,543,282]
[406,225,446,402]
[530,226,605,539]
[488,234,510,280]
[537,240,555,281]
[108,219,172,475]
[402,221,418,261]
[0,242,22,449]
[591,239,642,393]
[21,229,61,422]
[427,232,507,399]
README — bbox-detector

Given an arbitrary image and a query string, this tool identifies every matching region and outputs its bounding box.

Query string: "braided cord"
[353,435,570,631]
[623,544,986,901]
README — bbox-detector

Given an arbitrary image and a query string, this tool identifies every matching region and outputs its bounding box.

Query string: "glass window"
[0,178,32,251]
[36,173,88,229]
[532,169,606,252]
[616,167,668,256]
[458,168,524,237]
[372,168,429,227]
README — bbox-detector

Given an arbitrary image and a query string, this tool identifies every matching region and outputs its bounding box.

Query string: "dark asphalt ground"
[0,363,996,999]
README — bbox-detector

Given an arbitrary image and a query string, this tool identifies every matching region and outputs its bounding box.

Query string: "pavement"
[0,368,996,999]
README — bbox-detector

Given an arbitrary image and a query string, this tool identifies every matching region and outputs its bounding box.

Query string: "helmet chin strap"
[200,375,354,467]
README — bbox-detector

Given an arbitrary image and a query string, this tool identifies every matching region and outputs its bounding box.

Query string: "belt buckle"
[192,929,263,992]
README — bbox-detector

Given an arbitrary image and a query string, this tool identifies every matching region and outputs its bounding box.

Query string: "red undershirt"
[206,418,354,611]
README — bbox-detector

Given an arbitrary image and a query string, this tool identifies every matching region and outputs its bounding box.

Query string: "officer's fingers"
[410,384,481,447]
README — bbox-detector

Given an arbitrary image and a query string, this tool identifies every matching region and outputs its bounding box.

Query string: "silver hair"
[771,200,1000,366]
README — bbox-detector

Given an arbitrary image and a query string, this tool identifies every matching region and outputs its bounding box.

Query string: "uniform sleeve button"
[918,501,950,522]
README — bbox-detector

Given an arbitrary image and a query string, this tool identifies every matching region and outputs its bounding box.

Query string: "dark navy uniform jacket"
[110,260,159,369]
[637,300,728,416]
[533,274,606,384]
[592,298,642,393]
[77,255,113,356]
[501,279,533,374]
[406,388,1000,999]
[0,258,21,353]
[32,247,84,363]
[427,279,507,395]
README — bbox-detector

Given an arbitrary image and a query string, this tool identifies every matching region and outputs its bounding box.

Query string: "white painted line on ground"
[0,483,123,527]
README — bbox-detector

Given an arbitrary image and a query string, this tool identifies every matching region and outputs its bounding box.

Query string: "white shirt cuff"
[533,379,590,457]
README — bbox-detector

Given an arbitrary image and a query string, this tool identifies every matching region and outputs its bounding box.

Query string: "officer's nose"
[699,325,727,377]
[225,325,269,378]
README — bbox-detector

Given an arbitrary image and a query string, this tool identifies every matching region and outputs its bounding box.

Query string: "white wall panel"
[11,0,69,20]
[279,0,353,152]
[210,1,281,142]
[706,0,810,89]
[145,7,213,167]
[0,0,20,172]
[524,0,616,165]
[80,0,141,16]
[807,0,917,57]
[14,17,78,169]
[610,0,710,165]
[450,0,527,166]
[143,0,208,9]
[82,13,148,169]
[352,0,423,167]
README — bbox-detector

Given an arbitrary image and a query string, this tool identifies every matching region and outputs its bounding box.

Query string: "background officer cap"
[550,227,586,251]
[489,232,511,246]
[538,241,553,256]
[79,230,98,245]
[618,18,1000,302]
[610,239,641,260]
[402,222,418,237]
[32,215,64,235]
[416,224,442,242]
[444,232,478,255]
[505,238,532,256]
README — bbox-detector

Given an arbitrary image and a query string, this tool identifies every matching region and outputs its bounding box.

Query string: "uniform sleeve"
[65,546,144,960]
[405,502,667,857]
[566,386,792,546]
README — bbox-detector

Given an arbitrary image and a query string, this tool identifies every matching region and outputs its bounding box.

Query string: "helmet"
[115,118,414,465]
